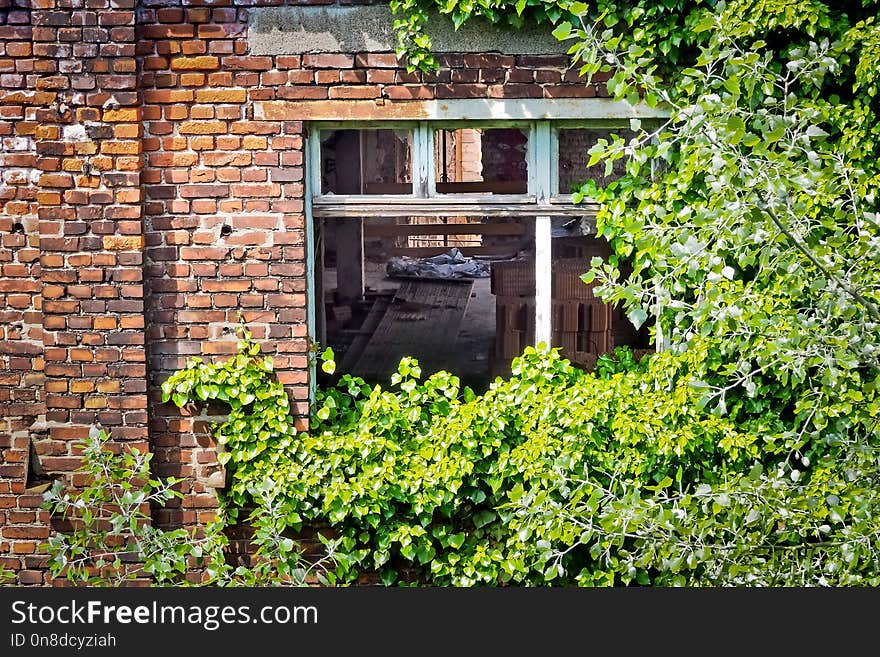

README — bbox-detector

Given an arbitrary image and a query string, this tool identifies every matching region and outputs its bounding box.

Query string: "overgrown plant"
[164,334,847,585]
[156,0,880,586]
[161,325,294,512]
[389,0,701,72]
[42,426,338,587]
[514,0,880,584]
[42,426,229,586]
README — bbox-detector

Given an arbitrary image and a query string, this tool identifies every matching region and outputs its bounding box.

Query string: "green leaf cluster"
[159,328,879,585]
[146,0,880,586]
[40,425,339,587]
[41,425,229,586]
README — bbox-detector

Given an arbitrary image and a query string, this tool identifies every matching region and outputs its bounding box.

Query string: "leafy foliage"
[42,427,337,587]
[155,0,880,587]
[161,324,294,502]
[42,426,229,586]
[390,0,708,71]
[537,0,880,584]
[163,336,877,586]
[594,345,650,378]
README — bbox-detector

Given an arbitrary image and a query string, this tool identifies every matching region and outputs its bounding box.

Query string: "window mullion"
[308,126,322,199]
[533,121,552,203]
[414,122,432,197]
[533,121,553,349]
[535,215,552,348]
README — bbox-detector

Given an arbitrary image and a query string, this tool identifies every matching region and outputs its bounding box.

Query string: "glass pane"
[320,129,412,195]
[434,127,528,194]
[556,128,636,195]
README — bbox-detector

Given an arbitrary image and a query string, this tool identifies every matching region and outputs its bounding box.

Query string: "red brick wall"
[1,1,147,584]
[1,0,606,583]
[0,2,44,584]
[137,5,308,530]
[0,6,41,420]
[135,4,605,535]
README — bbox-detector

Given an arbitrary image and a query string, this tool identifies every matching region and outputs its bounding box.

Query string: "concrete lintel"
[249,6,569,56]
[256,98,669,122]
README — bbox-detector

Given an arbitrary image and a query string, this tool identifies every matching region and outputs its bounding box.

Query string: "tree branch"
[761,202,880,323]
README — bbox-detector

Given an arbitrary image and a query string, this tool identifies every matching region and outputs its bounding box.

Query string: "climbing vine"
[108,0,880,585]
[391,0,725,72]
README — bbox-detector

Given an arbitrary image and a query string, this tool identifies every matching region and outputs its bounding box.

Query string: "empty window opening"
[320,129,413,195]
[318,215,533,392]
[309,119,657,391]
[434,128,528,195]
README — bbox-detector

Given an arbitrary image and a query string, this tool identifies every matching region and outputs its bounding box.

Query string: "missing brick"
[24,433,54,495]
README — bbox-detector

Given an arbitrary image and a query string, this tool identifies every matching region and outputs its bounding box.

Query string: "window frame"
[304,117,651,398]
[307,119,641,217]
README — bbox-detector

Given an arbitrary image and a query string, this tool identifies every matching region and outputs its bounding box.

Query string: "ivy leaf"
[473,510,496,528]
[552,22,571,40]
[321,347,336,375]
[447,533,466,549]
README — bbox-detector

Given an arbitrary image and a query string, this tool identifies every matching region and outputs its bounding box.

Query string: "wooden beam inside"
[385,244,518,258]
[312,201,598,219]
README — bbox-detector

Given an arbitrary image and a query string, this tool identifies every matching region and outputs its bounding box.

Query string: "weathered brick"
[170,56,220,72]
[435,84,488,98]
[179,184,229,198]
[384,85,434,100]
[178,121,227,135]
[354,53,401,68]
[195,89,247,103]
[231,183,280,198]
[102,235,145,251]
[222,56,273,71]
[329,85,381,99]
[103,108,139,122]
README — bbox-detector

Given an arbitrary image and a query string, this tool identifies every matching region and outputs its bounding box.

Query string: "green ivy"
[163,336,801,584]
[390,0,715,71]
[161,326,296,512]
[154,0,880,586]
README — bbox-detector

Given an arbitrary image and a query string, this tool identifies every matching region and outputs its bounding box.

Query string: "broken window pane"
[434,127,528,194]
[556,128,636,195]
[320,129,413,195]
